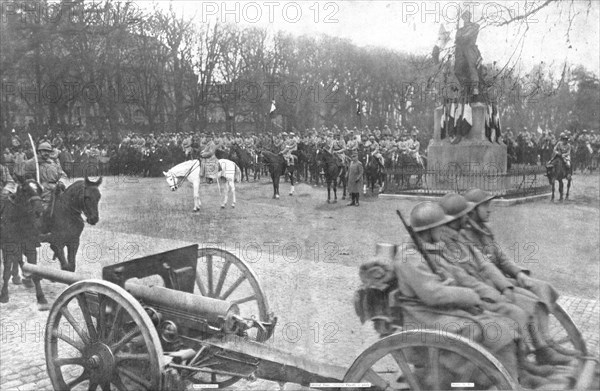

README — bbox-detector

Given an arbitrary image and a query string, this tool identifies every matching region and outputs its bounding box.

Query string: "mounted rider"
[547,132,572,179]
[346,130,359,158]
[328,132,347,169]
[367,136,385,168]
[22,142,67,233]
[279,132,297,166]
[199,134,221,183]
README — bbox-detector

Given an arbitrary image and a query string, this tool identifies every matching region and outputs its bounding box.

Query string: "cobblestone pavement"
[1,228,598,391]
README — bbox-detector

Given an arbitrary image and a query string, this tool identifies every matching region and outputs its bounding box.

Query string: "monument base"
[427,140,507,173]
[426,102,508,192]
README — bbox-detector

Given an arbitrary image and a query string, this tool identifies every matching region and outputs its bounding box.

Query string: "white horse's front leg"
[193,180,201,212]
[221,178,228,209]
[230,179,236,208]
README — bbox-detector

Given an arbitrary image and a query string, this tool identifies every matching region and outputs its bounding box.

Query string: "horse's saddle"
[200,157,221,179]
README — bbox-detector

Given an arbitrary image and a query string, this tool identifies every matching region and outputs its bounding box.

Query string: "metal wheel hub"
[84,343,115,380]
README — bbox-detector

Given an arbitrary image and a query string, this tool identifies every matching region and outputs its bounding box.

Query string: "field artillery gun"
[22,244,597,390]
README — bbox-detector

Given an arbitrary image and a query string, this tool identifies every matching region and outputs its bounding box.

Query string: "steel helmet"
[37,142,53,151]
[463,188,497,207]
[439,193,475,221]
[409,202,454,232]
[560,132,568,140]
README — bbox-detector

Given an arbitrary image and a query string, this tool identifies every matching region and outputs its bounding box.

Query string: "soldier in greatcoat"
[400,201,566,388]
[346,152,363,206]
[392,201,523,387]
[437,194,573,374]
[461,189,574,367]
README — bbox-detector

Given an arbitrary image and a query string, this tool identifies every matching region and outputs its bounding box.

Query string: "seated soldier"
[547,132,572,179]
[391,202,540,388]
[462,189,576,362]
[395,202,567,387]
[438,194,573,370]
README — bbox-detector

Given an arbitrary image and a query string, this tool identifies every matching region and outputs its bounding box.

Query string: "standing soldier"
[346,152,363,206]
[22,142,67,233]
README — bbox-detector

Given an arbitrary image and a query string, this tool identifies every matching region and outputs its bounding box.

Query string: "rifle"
[396,209,445,281]
[396,209,484,315]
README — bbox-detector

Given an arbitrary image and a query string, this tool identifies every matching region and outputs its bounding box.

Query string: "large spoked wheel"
[46,280,165,391]
[191,247,272,388]
[344,330,519,391]
[544,303,588,375]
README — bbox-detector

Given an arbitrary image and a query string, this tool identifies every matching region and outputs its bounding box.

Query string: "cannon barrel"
[22,263,239,330]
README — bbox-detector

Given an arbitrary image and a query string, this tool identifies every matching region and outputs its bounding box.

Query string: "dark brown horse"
[317,148,347,203]
[0,180,49,309]
[41,177,102,271]
[546,157,571,202]
[260,151,295,198]
[230,144,253,182]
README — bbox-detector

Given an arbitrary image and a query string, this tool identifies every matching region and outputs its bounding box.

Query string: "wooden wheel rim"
[196,247,270,335]
[194,247,271,388]
[45,280,164,391]
[344,330,518,391]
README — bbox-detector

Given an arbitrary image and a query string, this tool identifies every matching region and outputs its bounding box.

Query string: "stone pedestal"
[427,103,507,191]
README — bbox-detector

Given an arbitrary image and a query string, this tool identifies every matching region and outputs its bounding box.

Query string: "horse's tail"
[235,163,241,183]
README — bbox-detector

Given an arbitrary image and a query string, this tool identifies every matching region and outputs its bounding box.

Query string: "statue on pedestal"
[454,10,483,99]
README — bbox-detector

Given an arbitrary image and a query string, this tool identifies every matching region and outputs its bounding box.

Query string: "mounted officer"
[327,132,347,170]
[547,132,572,179]
[367,136,385,169]
[199,134,221,184]
[280,132,297,166]
[22,142,67,233]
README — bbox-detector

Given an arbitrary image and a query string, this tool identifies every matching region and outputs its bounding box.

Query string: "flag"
[269,100,276,118]
[436,24,451,50]
[485,105,491,142]
[456,104,472,137]
[440,105,447,140]
[432,24,451,63]
[491,103,501,142]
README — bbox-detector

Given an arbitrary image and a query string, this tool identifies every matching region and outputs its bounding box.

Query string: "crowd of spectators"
[2,123,599,180]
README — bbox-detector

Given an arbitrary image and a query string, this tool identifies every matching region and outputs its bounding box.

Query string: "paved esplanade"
[1,229,598,390]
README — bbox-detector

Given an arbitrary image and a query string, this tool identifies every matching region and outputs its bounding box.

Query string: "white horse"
[163,159,241,211]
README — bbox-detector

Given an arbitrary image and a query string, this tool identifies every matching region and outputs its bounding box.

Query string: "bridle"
[169,160,199,190]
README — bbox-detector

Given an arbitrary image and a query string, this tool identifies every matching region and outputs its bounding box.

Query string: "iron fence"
[383,165,551,197]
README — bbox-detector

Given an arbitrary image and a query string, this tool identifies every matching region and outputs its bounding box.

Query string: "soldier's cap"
[282,132,288,136]
[439,193,476,222]
[289,132,295,136]
[369,136,375,140]
[38,142,53,151]
[409,202,454,232]
[463,188,498,208]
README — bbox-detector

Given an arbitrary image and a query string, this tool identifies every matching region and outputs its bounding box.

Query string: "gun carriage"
[22,244,596,390]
